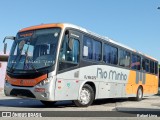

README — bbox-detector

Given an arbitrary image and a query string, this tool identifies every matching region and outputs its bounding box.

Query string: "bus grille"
[10,89,36,98]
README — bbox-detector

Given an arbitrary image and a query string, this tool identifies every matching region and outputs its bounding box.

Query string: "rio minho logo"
[97,68,127,81]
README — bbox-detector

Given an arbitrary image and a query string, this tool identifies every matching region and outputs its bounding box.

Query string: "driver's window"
[59,33,80,71]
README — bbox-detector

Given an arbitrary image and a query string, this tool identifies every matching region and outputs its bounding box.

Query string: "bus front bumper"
[4,82,55,101]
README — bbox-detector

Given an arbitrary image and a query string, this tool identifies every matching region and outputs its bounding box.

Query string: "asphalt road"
[0,91,160,119]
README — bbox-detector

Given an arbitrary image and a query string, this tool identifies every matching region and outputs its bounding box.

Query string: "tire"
[73,84,95,107]
[129,86,143,101]
[40,100,57,106]
[135,86,143,101]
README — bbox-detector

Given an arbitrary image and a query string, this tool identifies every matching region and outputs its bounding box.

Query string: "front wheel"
[73,84,95,107]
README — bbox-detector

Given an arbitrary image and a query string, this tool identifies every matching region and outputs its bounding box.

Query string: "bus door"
[55,30,81,100]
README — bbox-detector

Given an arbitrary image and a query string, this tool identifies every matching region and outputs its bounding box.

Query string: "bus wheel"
[73,84,95,107]
[40,100,56,106]
[128,86,143,101]
[135,86,143,101]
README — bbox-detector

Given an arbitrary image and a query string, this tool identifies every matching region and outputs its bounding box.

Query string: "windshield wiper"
[10,50,23,73]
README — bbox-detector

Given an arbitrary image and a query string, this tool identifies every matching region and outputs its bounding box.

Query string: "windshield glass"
[8,28,61,71]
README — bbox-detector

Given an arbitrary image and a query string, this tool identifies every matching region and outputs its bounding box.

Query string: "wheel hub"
[138,88,142,99]
[80,88,91,105]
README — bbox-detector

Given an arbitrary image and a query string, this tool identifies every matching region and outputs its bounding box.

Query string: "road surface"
[0,91,160,119]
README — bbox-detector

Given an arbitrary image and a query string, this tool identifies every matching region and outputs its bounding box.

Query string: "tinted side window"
[119,49,130,68]
[58,33,80,71]
[83,36,101,61]
[92,39,101,61]
[83,36,92,59]
[103,44,118,65]
[145,59,150,72]
[131,54,137,70]
[142,58,149,72]
[103,44,110,64]
[150,61,155,74]
[155,62,158,74]
[131,54,141,70]
[137,56,141,70]
[142,58,146,71]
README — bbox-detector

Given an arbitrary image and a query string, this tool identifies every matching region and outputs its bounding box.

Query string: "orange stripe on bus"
[6,74,47,87]
[19,23,64,32]
[125,70,158,95]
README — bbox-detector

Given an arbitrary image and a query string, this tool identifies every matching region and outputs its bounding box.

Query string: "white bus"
[3,23,159,107]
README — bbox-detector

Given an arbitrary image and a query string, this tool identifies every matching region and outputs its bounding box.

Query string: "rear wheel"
[40,100,56,106]
[129,86,143,101]
[135,86,143,101]
[73,84,95,107]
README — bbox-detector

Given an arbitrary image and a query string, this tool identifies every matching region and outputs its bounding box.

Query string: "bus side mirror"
[3,36,15,54]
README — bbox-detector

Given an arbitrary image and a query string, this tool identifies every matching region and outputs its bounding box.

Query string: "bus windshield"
[8,28,61,71]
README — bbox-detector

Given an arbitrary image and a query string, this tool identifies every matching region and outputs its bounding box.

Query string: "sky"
[0,0,160,62]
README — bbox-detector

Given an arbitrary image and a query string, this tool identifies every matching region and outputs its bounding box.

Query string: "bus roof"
[19,23,158,61]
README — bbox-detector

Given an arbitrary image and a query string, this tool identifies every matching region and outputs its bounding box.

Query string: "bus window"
[155,62,158,75]
[137,56,141,70]
[72,40,79,63]
[131,54,141,70]
[59,33,80,71]
[142,58,146,71]
[150,60,155,74]
[83,36,101,61]
[142,58,150,72]
[159,68,160,80]
[32,29,59,61]
[111,47,118,65]
[119,49,130,68]
[83,36,92,59]
[103,44,110,64]
[92,40,101,61]
[145,59,150,72]
[103,44,118,65]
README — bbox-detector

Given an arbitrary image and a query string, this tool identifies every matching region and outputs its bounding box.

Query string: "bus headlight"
[37,76,53,86]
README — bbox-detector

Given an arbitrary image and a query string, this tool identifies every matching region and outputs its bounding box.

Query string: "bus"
[3,23,159,107]
[159,67,160,87]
